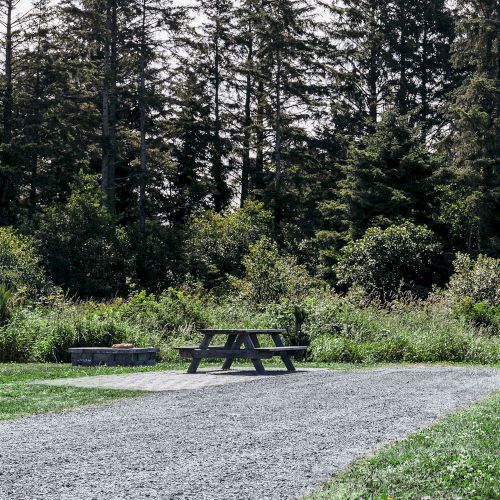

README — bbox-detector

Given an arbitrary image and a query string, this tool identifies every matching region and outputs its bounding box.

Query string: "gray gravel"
[1,366,499,500]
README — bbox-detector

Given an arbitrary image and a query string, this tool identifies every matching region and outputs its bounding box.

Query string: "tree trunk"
[29,66,42,219]
[138,0,147,232]
[367,44,378,126]
[254,77,265,195]
[3,0,13,144]
[420,9,429,128]
[212,4,225,212]
[0,0,14,225]
[101,0,117,213]
[274,44,282,187]
[397,12,408,115]
[240,32,253,207]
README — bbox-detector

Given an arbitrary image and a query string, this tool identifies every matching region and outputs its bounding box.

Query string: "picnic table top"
[199,329,286,335]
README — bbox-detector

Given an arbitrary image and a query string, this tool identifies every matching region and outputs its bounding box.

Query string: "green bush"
[0,288,210,363]
[231,237,317,305]
[36,175,131,299]
[306,297,499,364]
[455,298,500,333]
[0,284,15,324]
[185,201,273,290]
[445,253,500,306]
[1,287,498,365]
[335,223,442,299]
[0,226,49,297]
[118,288,207,335]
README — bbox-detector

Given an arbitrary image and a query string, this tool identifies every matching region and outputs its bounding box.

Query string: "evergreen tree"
[0,0,28,225]
[442,0,499,255]
[323,111,438,245]
[385,0,454,130]
[196,0,234,212]
[164,57,213,224]
[237,0,327,227]
[326,0,391,135]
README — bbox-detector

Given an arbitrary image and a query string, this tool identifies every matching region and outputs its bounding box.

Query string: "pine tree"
[0,0,28,225]
[164,56,213,224]
[197,0,234,212]
[237,0,327,226]
[326,0,391,135]
[331,111,438,242]
[385,0,454,130]
[442,0,499,255]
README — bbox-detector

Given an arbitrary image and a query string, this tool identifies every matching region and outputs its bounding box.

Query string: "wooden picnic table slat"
[199,329,286,335]
[180,328,306,374]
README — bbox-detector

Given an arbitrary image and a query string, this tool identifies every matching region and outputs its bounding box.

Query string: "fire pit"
[68,347,159,366]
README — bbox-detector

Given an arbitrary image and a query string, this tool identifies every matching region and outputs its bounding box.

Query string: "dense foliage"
[335,223,442,298]
[0,226,48,298]
[0,1,498,365]
[0,0,496,300]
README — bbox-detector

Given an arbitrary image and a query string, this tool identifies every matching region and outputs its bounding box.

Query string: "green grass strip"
[306,392,500,500]
[0,384,142,420]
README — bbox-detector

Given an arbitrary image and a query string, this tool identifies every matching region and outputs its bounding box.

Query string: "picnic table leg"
[187,333,212,374]
[271,333,296,372]
[221,334,237,371]
[242,334,266,374]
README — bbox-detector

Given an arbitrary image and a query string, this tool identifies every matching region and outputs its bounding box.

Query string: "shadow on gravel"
[205,369,307,377]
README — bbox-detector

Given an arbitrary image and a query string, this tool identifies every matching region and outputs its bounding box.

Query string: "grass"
[0,384,142,420]
[0,362,187,421]
[306,392,500,500]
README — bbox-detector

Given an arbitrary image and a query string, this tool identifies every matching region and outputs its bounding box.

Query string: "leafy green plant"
[185,201,273,290]
[36,175,131,299]
[231,237,317,305]
[335,223,442,299]
[0,227,49,298]
[119,288,207,336]
[445,253,500,306]
[0,284,15,324]
[455,298,500,333]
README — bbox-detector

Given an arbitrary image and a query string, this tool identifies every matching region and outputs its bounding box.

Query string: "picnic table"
[175,329,307,374]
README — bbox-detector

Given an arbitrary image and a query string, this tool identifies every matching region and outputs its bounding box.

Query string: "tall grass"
[0,290,498,364]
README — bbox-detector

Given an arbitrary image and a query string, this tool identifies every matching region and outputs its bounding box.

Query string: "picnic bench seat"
[175,329,307,374]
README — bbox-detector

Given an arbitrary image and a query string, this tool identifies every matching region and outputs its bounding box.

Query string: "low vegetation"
[0,215,498,367]
[0,363,153,420]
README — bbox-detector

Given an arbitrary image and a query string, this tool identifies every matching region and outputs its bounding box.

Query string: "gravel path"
[1,366,498,500]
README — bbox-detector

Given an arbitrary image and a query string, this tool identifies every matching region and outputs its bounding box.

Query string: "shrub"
[255,291,499,364]
[185,201,273,289]
[36,175,131,299]
[0,284,15,324]
[231,237,316,305]
[0,288,210,363]
[455,298,500,333]
[0,301,163,363]
[335,223,441,299]
[119,288,208,335]
[445,253,500,306]
[0,226,48,297]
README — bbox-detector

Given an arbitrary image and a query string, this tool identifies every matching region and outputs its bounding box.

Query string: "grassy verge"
[306,392,500,500]
[0,384,143,420]
[0,362,192,421]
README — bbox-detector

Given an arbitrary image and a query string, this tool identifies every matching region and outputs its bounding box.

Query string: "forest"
[0,0,498,364]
